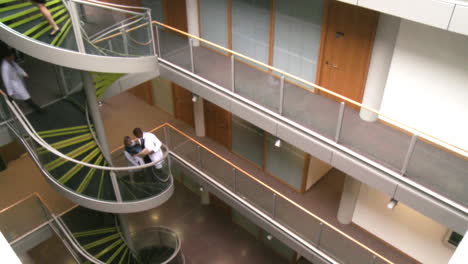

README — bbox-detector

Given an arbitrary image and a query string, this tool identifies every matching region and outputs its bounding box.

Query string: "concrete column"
[193,97,205,137]
[81,72,113,165]
[185,0,200,46]
[360,14,401,122]
[337,175,361,224]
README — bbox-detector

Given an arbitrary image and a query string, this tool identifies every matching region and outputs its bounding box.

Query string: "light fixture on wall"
[274,139,281,148]
[387,198,398,210]
[192,94,198,102]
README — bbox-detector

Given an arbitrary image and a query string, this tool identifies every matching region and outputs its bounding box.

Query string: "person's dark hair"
[133,127,143,137]
[123,136,131,145]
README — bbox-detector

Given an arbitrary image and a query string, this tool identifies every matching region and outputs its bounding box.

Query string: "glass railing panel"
[199,148,235,190]
[282,79,340,139]
[274,196,321,246]
[74,1,153,57]
[130,227,184,264]
[318,225,374,264]
[339,104,412,172]
[234,58,281,112]
[156,25,191,71]
[405,140,468,206]
[0,196,50,243]
[169,127,199,165]
[116,156,171,202]
[235,171,275,216]
[193,42,231,89]
[12,225,80,264]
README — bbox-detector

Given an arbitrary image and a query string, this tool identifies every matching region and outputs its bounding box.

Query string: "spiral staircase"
[0,0,174,212]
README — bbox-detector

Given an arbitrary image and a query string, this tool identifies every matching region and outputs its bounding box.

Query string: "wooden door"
[163,0,188,31]
[204,101,231,149]
[317,1,378,104]
[173,84,195,128]
[128,81,153,105]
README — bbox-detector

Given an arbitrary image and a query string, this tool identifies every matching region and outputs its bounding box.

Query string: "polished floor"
[157,30,468,207]
[101,92,418,264]
[128,180,289,264]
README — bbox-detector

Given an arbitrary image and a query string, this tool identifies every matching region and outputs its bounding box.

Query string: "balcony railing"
[148,20,467,213]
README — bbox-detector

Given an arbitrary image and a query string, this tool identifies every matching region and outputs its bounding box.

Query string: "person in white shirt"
[133,127,164,169]
[133,127,168,182]
[1,52,43,113]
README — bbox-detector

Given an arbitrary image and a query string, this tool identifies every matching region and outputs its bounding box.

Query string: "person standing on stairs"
[133,127,168,182]
[1,51,43,113]
[31,0,60,36]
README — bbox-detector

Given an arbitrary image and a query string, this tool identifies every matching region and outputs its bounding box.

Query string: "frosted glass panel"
[232,0,271,64]
[200,0,229,48]
[265,134,306,190]
[232,115,264,167]
[142,0,163,21]
[273,0,324,83]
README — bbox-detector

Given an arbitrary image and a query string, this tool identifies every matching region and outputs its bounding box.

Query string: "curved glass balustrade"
[130,227,184,264]
[0,92,174,213]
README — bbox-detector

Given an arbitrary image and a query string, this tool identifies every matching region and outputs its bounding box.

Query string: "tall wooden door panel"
[318,1,378,104]
[163,0,188,31]
[173,84,194,128]
[204,101,231,149]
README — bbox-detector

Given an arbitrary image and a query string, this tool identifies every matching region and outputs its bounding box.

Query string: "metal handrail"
[165,123,393,264]
[0,90,169,171]
[71,0,147,16]
[151,20,467,157]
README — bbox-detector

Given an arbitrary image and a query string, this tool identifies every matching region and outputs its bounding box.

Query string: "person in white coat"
[1,52,42,113]
[133,127,168,182]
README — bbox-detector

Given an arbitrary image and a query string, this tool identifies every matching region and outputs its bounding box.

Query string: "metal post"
[279,75,285,115]
[146,10,157,56]
[108,39,113,52]
[233,168,237,193]
[334,102,345,143]
[196,145,202,168]
[370,255,377,264]
[272,193,277,218]
[55,66,68,97]
[68,1,86,53]
[154,25,162,57]
[400,134,418,175]
[109,171,123,202]
[316,222,324,247]
[81,72,113,165]
[189,39,195,73]
[121,22,129,55]
[167,155,173,177]
[231,55,235,92]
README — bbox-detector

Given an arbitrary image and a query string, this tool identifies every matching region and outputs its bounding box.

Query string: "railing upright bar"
[272,193,277,218]
[401,134,418,175]
[279,75,285,115]
[146,10,157,56]
[110,171,123,202]
[233,168,237,193]
[67,1,86,53]
[189,38,195,73]
[154,25,162,57]
[316,222,324,247]
[108,39,113,52]
[335,102,345,143]
[120,22,130,55]
[231,55,235,92]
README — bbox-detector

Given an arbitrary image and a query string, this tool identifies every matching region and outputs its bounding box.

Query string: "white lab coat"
[1,59,30,100]
[124,150,145,167]
[140,132,163,169]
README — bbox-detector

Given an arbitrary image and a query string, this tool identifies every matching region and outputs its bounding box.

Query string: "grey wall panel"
[190,79,232,112]
[276,122,333,165]
[330,152,398,196]
[102,70,159,100]
[231,100,277,135]
[159,65,195,92]
[394,185,468,234]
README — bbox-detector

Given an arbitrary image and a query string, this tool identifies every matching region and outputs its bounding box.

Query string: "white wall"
[380,20,468,151]
[353,184,455,264]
